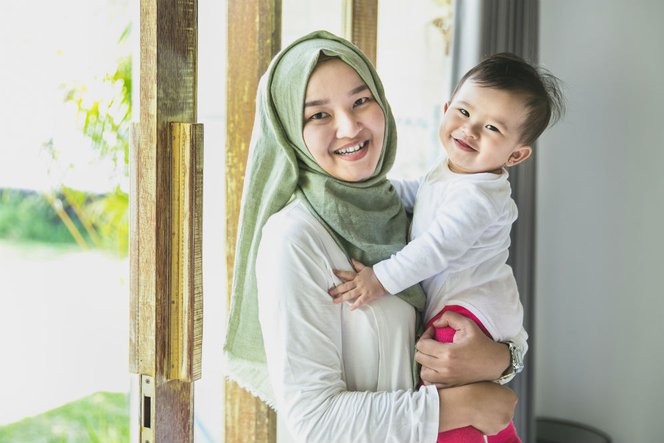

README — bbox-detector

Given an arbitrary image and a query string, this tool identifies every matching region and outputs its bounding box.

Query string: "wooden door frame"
[223,1,378,441]
[130,0,203,441]
[224,0,281,441]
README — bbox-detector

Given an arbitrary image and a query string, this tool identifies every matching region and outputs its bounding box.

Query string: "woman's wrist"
[487,340,511,380]
[494,340,524,384]
[438,383,517,435]
[437,386,470,432]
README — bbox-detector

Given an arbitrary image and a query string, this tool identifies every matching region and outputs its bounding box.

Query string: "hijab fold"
[223,30,426,405]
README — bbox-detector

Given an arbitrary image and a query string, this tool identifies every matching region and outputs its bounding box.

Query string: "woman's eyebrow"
[304,98,328,108]
[304,84,369,108]
[349,84,368,95]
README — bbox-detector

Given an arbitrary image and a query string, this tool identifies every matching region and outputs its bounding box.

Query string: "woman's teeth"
[335,141,366,155]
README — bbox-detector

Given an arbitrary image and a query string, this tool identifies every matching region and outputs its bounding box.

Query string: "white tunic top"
[257,199,440,443]
[376,160,526,344]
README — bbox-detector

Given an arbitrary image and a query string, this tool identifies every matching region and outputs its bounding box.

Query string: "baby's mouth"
[453,137,476,152]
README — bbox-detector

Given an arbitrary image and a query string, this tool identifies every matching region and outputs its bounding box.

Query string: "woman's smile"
[333,139,369,158]
[302,58,385,182]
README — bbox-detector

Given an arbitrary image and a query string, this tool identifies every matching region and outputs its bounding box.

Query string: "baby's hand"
[328,259,389,310]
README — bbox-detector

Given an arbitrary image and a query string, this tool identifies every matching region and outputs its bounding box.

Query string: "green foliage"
[89,189,129,255]
[2,25,132,254]
[19,24,134,256]
[62,24,132,173]
[0,189,87,245]
[62,186,129,255]
[0,187,128,255]
[0,392,130,443]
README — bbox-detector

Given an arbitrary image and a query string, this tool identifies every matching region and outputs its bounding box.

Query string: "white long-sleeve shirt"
[377,160,526,344]
[256,198,440,443]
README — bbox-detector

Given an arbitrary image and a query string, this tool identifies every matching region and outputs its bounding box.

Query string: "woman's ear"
[443,102,449,113]
[506,146,532,167]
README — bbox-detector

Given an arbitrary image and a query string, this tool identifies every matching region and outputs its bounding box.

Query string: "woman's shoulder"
[258,199,345,286]
[264,199,321,234]
[261,199,335,254]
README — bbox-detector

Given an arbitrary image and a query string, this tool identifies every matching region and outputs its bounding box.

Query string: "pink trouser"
[429,305,521,443]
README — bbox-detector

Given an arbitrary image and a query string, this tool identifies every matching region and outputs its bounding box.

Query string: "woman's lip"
[453,138,476,152]
[334,140,369,161]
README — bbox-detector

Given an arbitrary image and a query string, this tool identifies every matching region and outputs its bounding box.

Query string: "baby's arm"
[376,183,501,295]
[389,176,422,213]
[329,185,501,310]
[324,176,421,310]
[328,259,388,310]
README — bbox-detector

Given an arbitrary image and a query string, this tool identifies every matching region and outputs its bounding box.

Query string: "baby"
[329,52,564,443]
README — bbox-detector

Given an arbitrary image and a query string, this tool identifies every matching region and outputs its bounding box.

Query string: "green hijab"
[223,30,426,404]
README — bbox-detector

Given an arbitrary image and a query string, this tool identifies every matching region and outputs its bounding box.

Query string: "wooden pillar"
[130,0,203,441]
[223,3,380,440]
[225,1,280,442]
[346,0,379,65]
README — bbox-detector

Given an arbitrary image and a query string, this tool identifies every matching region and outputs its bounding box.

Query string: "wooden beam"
[130,0,200,441]
[225,1,280,442]
[346,0,378,66]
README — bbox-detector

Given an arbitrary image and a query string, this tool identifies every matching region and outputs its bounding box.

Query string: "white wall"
[195,0,227,441]
[536,1,664,442]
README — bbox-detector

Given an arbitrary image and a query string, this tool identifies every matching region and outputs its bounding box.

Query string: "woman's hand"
[416,311,510,387]
[438,382,517,435]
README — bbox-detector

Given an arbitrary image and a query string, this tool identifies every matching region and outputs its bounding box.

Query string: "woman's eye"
[485,124,500,133]
[459,108,469,117]
[353,97,370,107]
[307,112,328,121]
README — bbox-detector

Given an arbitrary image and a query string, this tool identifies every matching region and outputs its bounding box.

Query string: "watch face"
[510,343,524,373]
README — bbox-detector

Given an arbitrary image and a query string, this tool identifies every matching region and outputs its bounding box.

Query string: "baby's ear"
[506,146,532,167]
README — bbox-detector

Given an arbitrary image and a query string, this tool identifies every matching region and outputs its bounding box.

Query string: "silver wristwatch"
[495,341,524,385]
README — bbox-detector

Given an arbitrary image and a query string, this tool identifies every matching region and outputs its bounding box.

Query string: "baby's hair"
[451,53,565,146]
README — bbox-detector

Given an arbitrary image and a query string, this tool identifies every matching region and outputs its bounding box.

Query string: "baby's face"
[439,80,531,174]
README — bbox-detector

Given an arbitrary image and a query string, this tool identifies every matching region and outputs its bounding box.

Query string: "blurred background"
[1,0,662,442]
[1,0,133,440]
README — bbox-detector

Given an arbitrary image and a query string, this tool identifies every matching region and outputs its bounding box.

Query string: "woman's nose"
[336,111,361,138]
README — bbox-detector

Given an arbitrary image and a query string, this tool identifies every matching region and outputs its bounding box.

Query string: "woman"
[223,30,516,442]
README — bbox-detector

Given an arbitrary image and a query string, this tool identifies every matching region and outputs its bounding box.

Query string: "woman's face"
[302,59,385,182]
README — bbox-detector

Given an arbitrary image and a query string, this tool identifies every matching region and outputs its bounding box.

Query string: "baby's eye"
[459,108,469,117]
[353,97,371,107]
[485,124,500,133]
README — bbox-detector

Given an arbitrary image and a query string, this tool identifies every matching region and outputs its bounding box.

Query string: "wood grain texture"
[168,123,204,383]
[225,0,280,442]
[131,0,200,440]
[129,123,140,375]
[350,0,378,66]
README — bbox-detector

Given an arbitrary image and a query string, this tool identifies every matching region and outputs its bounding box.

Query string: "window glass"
[281,0,345,47]
[377,0,454,179]
[0,0,132,440]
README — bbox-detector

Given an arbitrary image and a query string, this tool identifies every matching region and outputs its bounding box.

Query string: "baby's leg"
[433,310,486,443]
[486,422,520,443]
[431,306,521,443]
